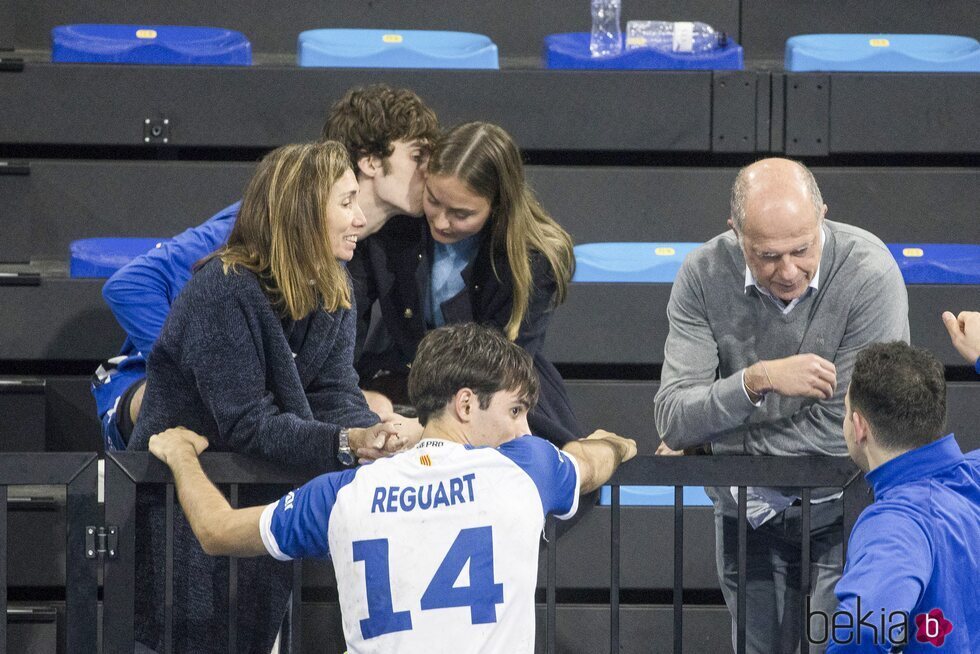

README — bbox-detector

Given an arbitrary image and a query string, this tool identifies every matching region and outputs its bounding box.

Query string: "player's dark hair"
[849,341,947,451]
[321,84,439,174]
[408,323,539,426]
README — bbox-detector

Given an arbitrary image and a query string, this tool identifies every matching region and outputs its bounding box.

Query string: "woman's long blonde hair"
[215,141,353,319]
[426,122,574,340]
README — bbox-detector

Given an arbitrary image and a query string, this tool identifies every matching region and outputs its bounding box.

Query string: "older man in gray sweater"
[654,158,909,653]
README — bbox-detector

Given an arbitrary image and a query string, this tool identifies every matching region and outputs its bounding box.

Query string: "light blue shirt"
[425,234,482,327]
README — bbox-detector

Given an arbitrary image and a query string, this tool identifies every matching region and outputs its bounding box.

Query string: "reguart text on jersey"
[370,473,477,513]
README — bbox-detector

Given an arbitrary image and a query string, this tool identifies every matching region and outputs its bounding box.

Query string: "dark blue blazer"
[350,217,583,446]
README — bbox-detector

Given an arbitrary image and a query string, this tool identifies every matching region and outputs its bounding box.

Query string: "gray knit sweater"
[654,220,909,456]
[129,258,377,653]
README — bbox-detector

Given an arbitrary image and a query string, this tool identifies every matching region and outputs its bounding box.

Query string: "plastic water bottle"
[590,0,623,57]
[625,21,727,53]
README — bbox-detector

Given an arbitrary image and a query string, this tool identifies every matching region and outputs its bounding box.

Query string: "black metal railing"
[102,452,867,654]
[0,452,99,654]
[540,455,868,654]
[102,452,310,654]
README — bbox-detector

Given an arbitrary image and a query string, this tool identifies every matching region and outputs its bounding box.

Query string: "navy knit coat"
[128,258,377,653]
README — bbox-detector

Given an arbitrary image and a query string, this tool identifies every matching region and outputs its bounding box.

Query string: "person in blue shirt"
[942,310,980,373]
[822,341,979,652]
[92,84,439,451]
[144,323,637,653]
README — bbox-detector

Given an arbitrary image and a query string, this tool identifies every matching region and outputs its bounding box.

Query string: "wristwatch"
[338,428,355,466]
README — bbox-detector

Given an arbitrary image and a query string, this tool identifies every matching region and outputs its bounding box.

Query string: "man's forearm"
[654,371,758,450]
[563,438,627,494]
[167,451,267,557]
[168,451,234,553]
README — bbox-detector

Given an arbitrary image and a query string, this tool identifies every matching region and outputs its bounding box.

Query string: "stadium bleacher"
[1,1,977,651]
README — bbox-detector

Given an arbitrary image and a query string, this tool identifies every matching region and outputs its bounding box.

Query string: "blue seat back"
[887,243,980,284]
[599,485,713,506]
[785,34,980,72]
[298,29,498,69]
[572,242,701,283]
[51,24,251,65]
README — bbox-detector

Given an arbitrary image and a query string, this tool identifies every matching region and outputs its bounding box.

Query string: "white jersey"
[260,436,580,654]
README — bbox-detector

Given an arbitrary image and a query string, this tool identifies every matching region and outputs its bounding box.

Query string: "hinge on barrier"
[86,525,118,559]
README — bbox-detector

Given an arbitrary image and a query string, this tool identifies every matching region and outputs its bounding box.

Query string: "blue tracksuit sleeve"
[826,507,932,653]
[102,202,239,355]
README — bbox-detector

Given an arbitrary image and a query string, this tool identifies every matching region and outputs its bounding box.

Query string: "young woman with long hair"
[354,122,583,446]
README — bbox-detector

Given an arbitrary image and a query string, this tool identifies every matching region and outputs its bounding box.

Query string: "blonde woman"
[353,122,583,446]
[128,141,400,654]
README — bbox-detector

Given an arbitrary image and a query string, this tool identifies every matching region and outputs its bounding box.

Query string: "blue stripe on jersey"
[268,466,359,560]
[495,436,578,518]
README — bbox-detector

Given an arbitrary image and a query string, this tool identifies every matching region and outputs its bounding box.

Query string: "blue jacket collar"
[865,433,963,496]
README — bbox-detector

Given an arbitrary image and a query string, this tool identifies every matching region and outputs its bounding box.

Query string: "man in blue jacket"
[92,84,439,450]
[821,341,979,652]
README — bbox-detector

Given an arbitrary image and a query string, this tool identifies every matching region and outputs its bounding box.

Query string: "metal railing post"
[103,455,138,652]
[545,517,557,654]
[841,472,870,561]
[673,485,683,654]
[736,486,747,654]
[65,456,99,653]
[0,485,7,654]
[800,488,812,654]
[228,484,239,654]
[289,560,303,653]
[610,485,621,652]
[164,484,175,654]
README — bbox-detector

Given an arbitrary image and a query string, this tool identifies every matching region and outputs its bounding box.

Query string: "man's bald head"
[730,158,824,234]
[729,158,828,303]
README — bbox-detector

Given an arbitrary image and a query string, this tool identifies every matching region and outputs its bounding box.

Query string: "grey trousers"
[713,495,844,654]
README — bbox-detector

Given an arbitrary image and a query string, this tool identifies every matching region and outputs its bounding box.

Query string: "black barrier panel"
[104,452,867,653]
[104,452,310,654]
[0,453,98,653]
[604,455,866,653]
[1,65,715,152]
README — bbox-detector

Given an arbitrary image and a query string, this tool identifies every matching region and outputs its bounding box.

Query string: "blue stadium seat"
[888,243,980,284]
[298,29,499,69]
[51,25,251,66]
[544,32,743,70]
[572,242,700,283]
[70,237,169,278]
[599,485,713,506]
[785,34,980,72]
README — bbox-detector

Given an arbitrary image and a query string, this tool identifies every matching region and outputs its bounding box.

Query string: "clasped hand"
[349,421,413,464]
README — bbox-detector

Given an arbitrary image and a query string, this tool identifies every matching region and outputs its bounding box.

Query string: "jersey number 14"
[352,525,504,639]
